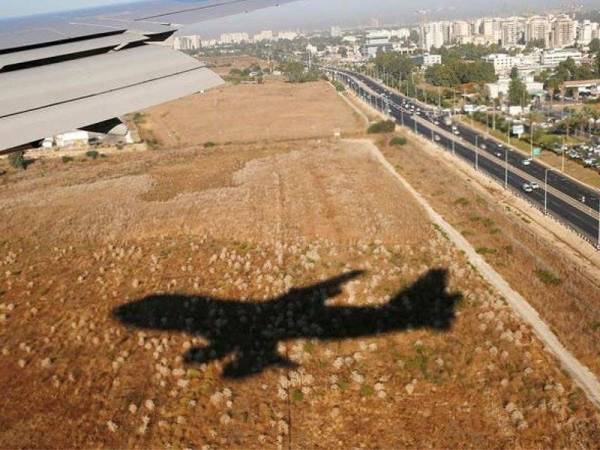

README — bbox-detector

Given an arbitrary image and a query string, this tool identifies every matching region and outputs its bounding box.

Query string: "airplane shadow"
[113,268,462,379]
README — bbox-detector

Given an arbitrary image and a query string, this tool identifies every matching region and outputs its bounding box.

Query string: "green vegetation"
[291,389,304,402]
[203,141,217,149]
[360,385,375,397]
[476,247,498,256]
[61,156,74,164]
[367,120,396,134]
[225,64,265,85]
[374,52,415,82]
[331,80,346,92]
[8,151,26,170]
[85,150,99,160]
[281,61,320,83]
[508,67,529,106]
[425,59,496,87]
[389,136,407,146]
[535,269,562,286]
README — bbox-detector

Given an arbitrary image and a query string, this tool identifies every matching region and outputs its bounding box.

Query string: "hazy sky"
[1,0,597,36]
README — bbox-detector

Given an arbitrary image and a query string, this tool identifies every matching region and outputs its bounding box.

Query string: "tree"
[374,52,415,81]
[508,70,528,106]
[590,38,600,53]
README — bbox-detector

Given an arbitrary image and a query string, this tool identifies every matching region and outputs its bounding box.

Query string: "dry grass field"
[1,74,599,448]
[379,132,600,379]
[136,78,364,149]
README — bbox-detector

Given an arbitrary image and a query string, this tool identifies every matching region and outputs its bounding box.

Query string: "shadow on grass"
[113,268,461,379]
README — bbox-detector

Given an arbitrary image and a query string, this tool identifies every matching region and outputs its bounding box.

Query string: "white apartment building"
[173,35,201,51]
[551,15,576,48]
[452,20,471,41]
[484,53,520,75]
[526,16,551,47]
[219,32,250,44]
[481,18,494,38]
[577,20,594,45]
[500,18,522,47]
[391,28,411,40]
[420,22,445,50]
[278,31,298,41]
[540,48,582,66]
[412,53,442,67]
[254,30,273,42]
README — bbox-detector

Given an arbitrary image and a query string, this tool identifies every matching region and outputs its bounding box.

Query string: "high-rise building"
[420,22,445,50]
[577,20,594,46]
[481,18,494,38]
[526,16,551,47]
[452,20,471,41]
[173,35,201,51]
[254,30,274,42]
[500,18,521,47]
[551,15,576,48]
[219,32,250,44]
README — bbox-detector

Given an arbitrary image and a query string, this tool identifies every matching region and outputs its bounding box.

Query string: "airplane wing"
[0,0,295,152]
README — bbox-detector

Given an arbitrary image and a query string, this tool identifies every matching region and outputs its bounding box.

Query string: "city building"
[360,31,393,59]
[541,48,582,66]
[219,32,250,44]
[254,30,274,42]
[412,53,442,67]
[551,15,576,48]
[420,22,445,51]
[500,17,522,47]
[452,20,471,41]
[526,16,551,47]
[278,31,299,41]
[577,20,594,46]
[173,35,201,52]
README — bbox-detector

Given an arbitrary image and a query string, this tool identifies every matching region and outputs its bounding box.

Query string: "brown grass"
[0,70,599,448]
[378,131,600,378]
[137,78,364,149]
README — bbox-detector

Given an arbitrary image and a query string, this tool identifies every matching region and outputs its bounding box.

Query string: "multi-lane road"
[326,67,600,247]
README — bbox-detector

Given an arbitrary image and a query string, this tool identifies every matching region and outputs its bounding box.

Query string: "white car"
[480,144,487,150]
[530,181,540,190]
[434,135,441,142]
[522,183,533,193]
[522,159,532,166]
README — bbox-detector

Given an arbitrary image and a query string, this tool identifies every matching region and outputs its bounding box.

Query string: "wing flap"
[0,47,223,151]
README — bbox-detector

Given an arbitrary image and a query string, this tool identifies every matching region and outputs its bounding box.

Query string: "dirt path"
[357,138,600,410]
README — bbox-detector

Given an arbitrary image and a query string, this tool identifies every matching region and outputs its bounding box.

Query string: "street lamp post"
[530,121,536,158]
[544,168,552,214]
[504,150,509,189]
[475,135,479,170]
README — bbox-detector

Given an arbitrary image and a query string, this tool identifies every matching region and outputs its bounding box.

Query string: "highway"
[326,67,600,247]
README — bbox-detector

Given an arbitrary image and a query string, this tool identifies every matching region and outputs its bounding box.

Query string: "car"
[497,143,503,148]
[453,130,460,135]
[522,183,533,193]
[495,151,502,158]
[530,181,540,190]
[434,135,441,142]
[433,120,440,126]
[522,159,532,166]
[480,144,487,150]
